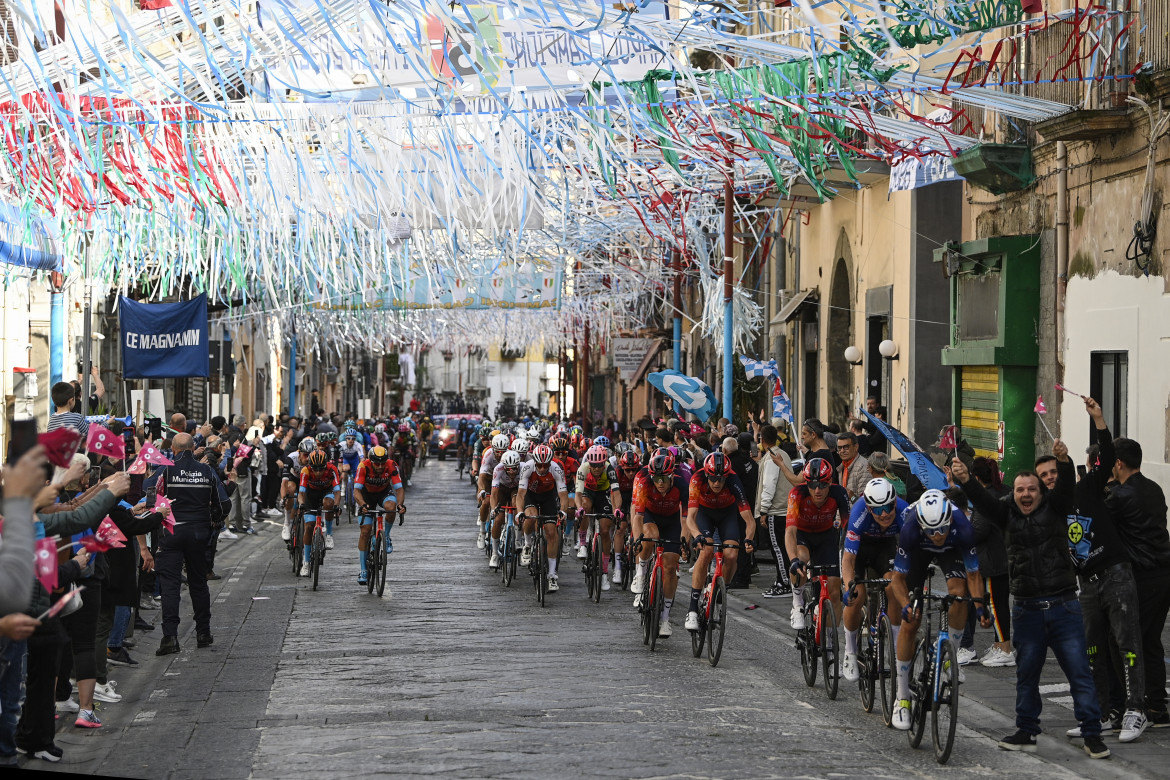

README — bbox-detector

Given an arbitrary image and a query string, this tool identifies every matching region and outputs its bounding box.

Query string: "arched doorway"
[826,253,853,428]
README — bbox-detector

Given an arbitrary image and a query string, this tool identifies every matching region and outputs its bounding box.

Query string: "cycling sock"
[303,546,312,564]
[636,559,649,579]
[897,660,912,701]
[791,588,805,611]
[845,629,859,655]
[325,519,333,536]
[601,555,609,574]
[891,624,901,643]
[548,558,558,577]
[689,589,700,613]
[663,598,673,621]
[358,551,367,576]
[613,557,622,574]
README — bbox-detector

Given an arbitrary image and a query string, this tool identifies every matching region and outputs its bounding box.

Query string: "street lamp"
[844,345,863,366]
[879,339,900,360]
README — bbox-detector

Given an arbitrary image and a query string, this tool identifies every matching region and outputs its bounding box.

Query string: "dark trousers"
[1080,563,1145,714]
[15,619,67,752]
[60,580,101,681]
[765,514,791,587]
[1012,597,1101,736]
[158,523,212,638]
[0,639,27,758]
[1132,567,1170,714]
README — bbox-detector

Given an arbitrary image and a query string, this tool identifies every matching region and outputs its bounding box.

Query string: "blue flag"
[859,408,948,491]
[648,370,719,422]
[120,294,210,379]
[772,378,793,424]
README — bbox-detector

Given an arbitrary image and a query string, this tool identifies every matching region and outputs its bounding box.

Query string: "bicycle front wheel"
[291,523,303,577]
[821,600,839,700]
[707,578,727,667]
[878,614,896,726]
[932,638,959,764]
[648,567,664,652]
[311,534,323,591]
[859,606,876,713]
[537,540,548,608]
[502,525,515,587]
[590,538,602,603]
[907,638,930,749]
[367,531,379,595]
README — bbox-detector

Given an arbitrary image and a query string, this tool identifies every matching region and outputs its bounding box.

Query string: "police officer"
[146,433,230,655]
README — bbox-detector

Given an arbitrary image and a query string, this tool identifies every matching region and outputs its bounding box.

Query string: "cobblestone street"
[27,461,1169,779]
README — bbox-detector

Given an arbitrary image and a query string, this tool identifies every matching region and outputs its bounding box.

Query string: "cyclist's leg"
[535,495,560,578]
[941,552,971,628]
[357,512,373,581]
[688,508,717,616]
[715,508,742,583]
[896,554,930,697]
[576,493,594,552]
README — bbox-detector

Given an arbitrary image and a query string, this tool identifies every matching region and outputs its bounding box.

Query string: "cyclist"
[888,489,988,730]
[392,424,417,486]
[785,458,851,631]
[515,444,569,591]
[353,446,405,585]
[839,477,909,682]
[510,437,531,462]
[477,433,512,548]
[551,435,580,543]
[574,445,624,591]
[338,429,365,512]
[298,450,341,576]
[488,450,524,569]
[611,449,641,585]
[631,451,687,637]
[281,438,316,543]
[419,416,435,457]
[683,452,756,632]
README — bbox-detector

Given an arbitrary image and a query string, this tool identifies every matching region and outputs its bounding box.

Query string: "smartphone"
[147,418,162,441]
[1076,464,1087,480]
[7,417,38,465]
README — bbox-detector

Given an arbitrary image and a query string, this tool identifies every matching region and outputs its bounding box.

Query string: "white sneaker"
[577,545,587,560]
[547,576,559,592]
[633,592,645,609]
[957,646,978,666]
[520,547,532,566]
[601,576,611,591]
[476,533,486,550]
[790,604,807,630]
[93,681,121,703]
[56,697,80,713]
[325,534,335,550]
[300,561,311,577]
[1119,709,1149,743]
[631,571,646,594]
[489,552,501,569]
[893,701,912,730]
[611,569,622,584]
[842,653,859,682]
[406,480,412,487]
[981,647,1017,667]
[684,611,700,631]
[280,526,291,542]
[658,619,672,638]
[219,529,238,540]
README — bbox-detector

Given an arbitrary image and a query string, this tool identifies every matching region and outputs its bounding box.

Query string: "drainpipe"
[1055,141,1068,375]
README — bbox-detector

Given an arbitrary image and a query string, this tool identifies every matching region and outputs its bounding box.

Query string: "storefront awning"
[770,289,818,326]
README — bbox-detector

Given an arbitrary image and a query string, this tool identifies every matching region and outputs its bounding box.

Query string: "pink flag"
[938,425,957,450]
[127,457,148,475]
[39,427,84,467]
[1034,395,1048,414]
[86,424,126,460]
[1055,382,1086,399]
[35,538,58,592]
[41,586,85,620]
[95,516,128,549]
[138,442,173,466]
[79,535,114,553]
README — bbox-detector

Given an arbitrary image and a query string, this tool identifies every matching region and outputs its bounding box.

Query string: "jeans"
[1132,567,1170,713]
[0,639,28,758]
[107,606,133,649]
[1079,563,1145,713]
[1012,597,1101,736]
[158,523,213,637]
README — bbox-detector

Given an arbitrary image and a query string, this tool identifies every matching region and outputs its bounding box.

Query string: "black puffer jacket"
[959,462,1078,600]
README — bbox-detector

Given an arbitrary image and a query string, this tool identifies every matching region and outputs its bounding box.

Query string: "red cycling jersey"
[355,459,402,493]
[616,464,638,492]
[785,484,851,532]
[300,463,340,492]
[555,455,580,485]
[688,471,750,512]
[632,472,689,516]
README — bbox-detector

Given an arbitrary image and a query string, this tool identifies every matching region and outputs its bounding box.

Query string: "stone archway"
[826,231,854,427]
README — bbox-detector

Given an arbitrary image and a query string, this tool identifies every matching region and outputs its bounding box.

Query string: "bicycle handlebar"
[852,578,892,589]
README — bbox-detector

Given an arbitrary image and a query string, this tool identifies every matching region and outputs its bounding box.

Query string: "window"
[1089,351,1128,438]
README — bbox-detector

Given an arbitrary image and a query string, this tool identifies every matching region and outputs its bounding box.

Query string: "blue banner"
[120,295,210,379]
[859,408,948,491]
[648,370,719,422]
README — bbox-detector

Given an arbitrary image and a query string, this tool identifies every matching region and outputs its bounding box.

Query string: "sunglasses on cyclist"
[652,474,672,484]
[872,502,896,515]
[706,474,726,483]
[806,480,829,490]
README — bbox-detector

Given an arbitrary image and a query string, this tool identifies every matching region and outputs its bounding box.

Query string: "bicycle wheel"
[367,531,379,595]
[291,520,303,576]
[878,614,896,726]
[375,539,388,598]
[590,537,602,603]
[821,599,839,700]
[311,533,323,591]
[502,525,515,587]
[932,639,959,764]
[537,538,548,608]
[648,567,664,652]
[585,542,596,601]
[707,578,727,667]
[907,638,930,749]
[799,625,818,687]
[859,605,876,713]
[620,548,633,591]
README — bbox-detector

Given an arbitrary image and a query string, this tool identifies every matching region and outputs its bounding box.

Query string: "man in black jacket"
[952,450,1109,759]
[1105,435,1170,728]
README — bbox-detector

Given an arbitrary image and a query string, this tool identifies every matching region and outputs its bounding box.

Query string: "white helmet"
[491,434,510,452]
[510,438,530,455]
[916,489,953,533]
[500,451,522,469]
[526,426,541,442]
[863,478,897,510]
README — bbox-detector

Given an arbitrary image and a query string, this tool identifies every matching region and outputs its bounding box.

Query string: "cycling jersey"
[576,461,619,494]
[491,462,522,490]
[843,496,910,557]
[299,463,340,492]
[785,483,851,532]
[479,448,502,477]
[893,507,980,575]
[688,471,751,513]
[338,441,364,468]
[615,465,638,493]
[420,422,434,440]
[518,461,566,494]
[632,472,688,516]
[354,460,402,494]
[554,455,580,480]
[393,433,415,452]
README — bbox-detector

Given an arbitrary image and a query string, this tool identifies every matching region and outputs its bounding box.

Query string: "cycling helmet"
[491,433,510,452]
[580,438,592,452]
[298,438,317,454]
[315,432,330,444]
[307,450,329,469]
[500,451,522,469]
[594,435,611,449]
[532,444,554,465]
[618,451,640,470]
[369,446,389,464]
[526,426,541,442]
[916,489,953,534]
[702,451,734,477]
[510,439,530,455]
[550,435,569,452]
[398,424,410,434]
[802,457,834,485]
[649,451,675,477]
[614,441,634,455]
[343,429,356,439]
[374,423,387,433]
[585,445,609,465]
[863,478,897,510]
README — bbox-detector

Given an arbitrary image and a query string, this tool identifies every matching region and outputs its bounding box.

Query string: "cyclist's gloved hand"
[901,603,917,622]
[575,507,584,520]
[788,558,806,577]
[557,510,567,522]
[842,588,854,607]
[743,539,755,552]
[613,509,625,521]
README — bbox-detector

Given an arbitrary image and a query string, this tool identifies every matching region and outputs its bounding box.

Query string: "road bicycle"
[493,505,520,587]
[616,527,634,592]
[688,539,738,667]
[580,512,611,603]
[341,468,357,523]
[795,563,840,700]
[850,577,896,722]
[307,510,328,590]
[527,513,561,607]
[635,535,669,652]
[360,505,402,598]
[906,574,984,764]
[457,444,469,478]
[289,505,305,577]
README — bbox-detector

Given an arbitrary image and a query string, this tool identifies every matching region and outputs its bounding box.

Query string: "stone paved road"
[24,460,1169,779]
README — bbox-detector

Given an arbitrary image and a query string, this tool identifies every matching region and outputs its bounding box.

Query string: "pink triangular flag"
[127,456,148,475]
[95,516,128,548]
[35,538,58,592]
[1034,395,1048,414]
[79,535,114,553]
[39,427,84,467]
[86,424,126,459]
[139,442,173,466]
[43,586,85,619]
[938,425,957,450]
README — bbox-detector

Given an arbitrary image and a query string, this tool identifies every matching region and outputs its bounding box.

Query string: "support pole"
[722,178,734,422]
[582,320,590,429]
[81,246,93,415]
[49,276,64,399]
[289,329,298,418]
[671,248,682,415]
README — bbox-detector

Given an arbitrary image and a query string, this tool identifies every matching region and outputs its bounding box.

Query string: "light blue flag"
[648,370,719,422]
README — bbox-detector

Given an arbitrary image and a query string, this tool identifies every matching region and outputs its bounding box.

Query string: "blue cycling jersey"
[843,496,909,556]
[893,505,980,575]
